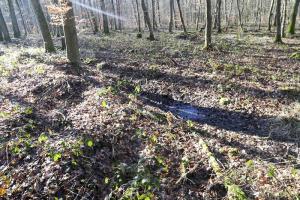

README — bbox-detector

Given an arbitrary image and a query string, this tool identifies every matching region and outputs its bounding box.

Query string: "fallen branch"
[198,139,247,200]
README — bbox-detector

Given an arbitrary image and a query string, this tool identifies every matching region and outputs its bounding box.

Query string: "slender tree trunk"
[169,0,174,33]
[275,0,282,43]
[216,0,221,33]
[15,0,27,37]
[204,0,212,49]
[281,0,287,37]
[236,0,243,31]
[30,0,55,52]
[196,5,201,30]
[0,31,3,41]
[258,0,262,30]
[116,0,122,30]
[0,8,11,42]
[268,0,275,31]
[135,0,142,37]
[176,0,187,33]
[100,0,109,34]
[87,0,99,34]
[287,0,300,34]
[141,0,155,40]
[157,0,161,26]
[151,0,157,30]
[61,0,80,66]
[224,0,228,26]
[227,0,234,29]
[7,0,21,38]
[111,0,117,30]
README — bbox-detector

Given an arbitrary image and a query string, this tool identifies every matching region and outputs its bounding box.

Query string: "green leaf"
[186,120,194,128]
[104,177,109,184]
[53,153,62,162]
[38,133,48,143]
[150,135,157,144]
[245,160,254,168]
[291,168,299,177]
[219,97,230,106]
[86,139,94,147]
[267,164,276,178]
[101,100,108,108]
[23,107,33,115]
[12,146,21,154]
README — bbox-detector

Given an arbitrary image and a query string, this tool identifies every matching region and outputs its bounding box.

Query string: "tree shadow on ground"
[139,90,300,145]
[100,63,300,102]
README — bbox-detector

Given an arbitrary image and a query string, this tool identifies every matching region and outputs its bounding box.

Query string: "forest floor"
[0,30,300,199]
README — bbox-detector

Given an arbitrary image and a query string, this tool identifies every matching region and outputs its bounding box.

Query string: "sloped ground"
[0,31,299,199]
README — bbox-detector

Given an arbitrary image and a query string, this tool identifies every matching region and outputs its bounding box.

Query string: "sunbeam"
[70,0,126,21]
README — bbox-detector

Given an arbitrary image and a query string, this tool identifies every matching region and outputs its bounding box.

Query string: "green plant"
[38,133,48,143]
[53,153,62,162]
[219,97,231,106]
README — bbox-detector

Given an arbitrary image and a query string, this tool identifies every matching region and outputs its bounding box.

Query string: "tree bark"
[135,0,142,36]
[287,0,300,34]
[62,0,81,66]
[100,0,109,34]
[157,0,161,26]
[281,0,287,37]
[151,0,157,30]
[275,0,282,43]
[111,0,118,30]
[0,8,11,42]
[141,0,155,40]
[0,31,3,41]
[169,0,174,33]
[30,0,55,52]
[204,0,212,49]
[116,0,122,30]
[7,0,21,38]
[176,0,187,33]
[216,0,221,33]
[268,0,275,31]
[236,0,243,31]
[15,0,27,37]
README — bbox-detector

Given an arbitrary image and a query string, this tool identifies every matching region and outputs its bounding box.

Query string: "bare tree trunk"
[135,0,142,37]
[151,0,157,30]
[287,0,300,34]
[176,0,187,33]
[196,5,201,30]
[0,31,3,41]
[268,0,275,31]
[0,8,11,42]
[87,0,99,34]
[100,0,109,34]
[224,0,228,26]
[30,0,55,52]
[216,0,221,33]
[281,0,287,37]
[15,0,27,37]
[7,0,21,38]
[141,0,154,40]
[258,0,262,30]
[62,0,81,66]
[116,0,122,30]
[227,0,234,29]
[169,0,174,33]
[157,0,161,26]
[111,0,117,30]
[236,0,243,31]
[275,0,282,43]
[204,0,212,49]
